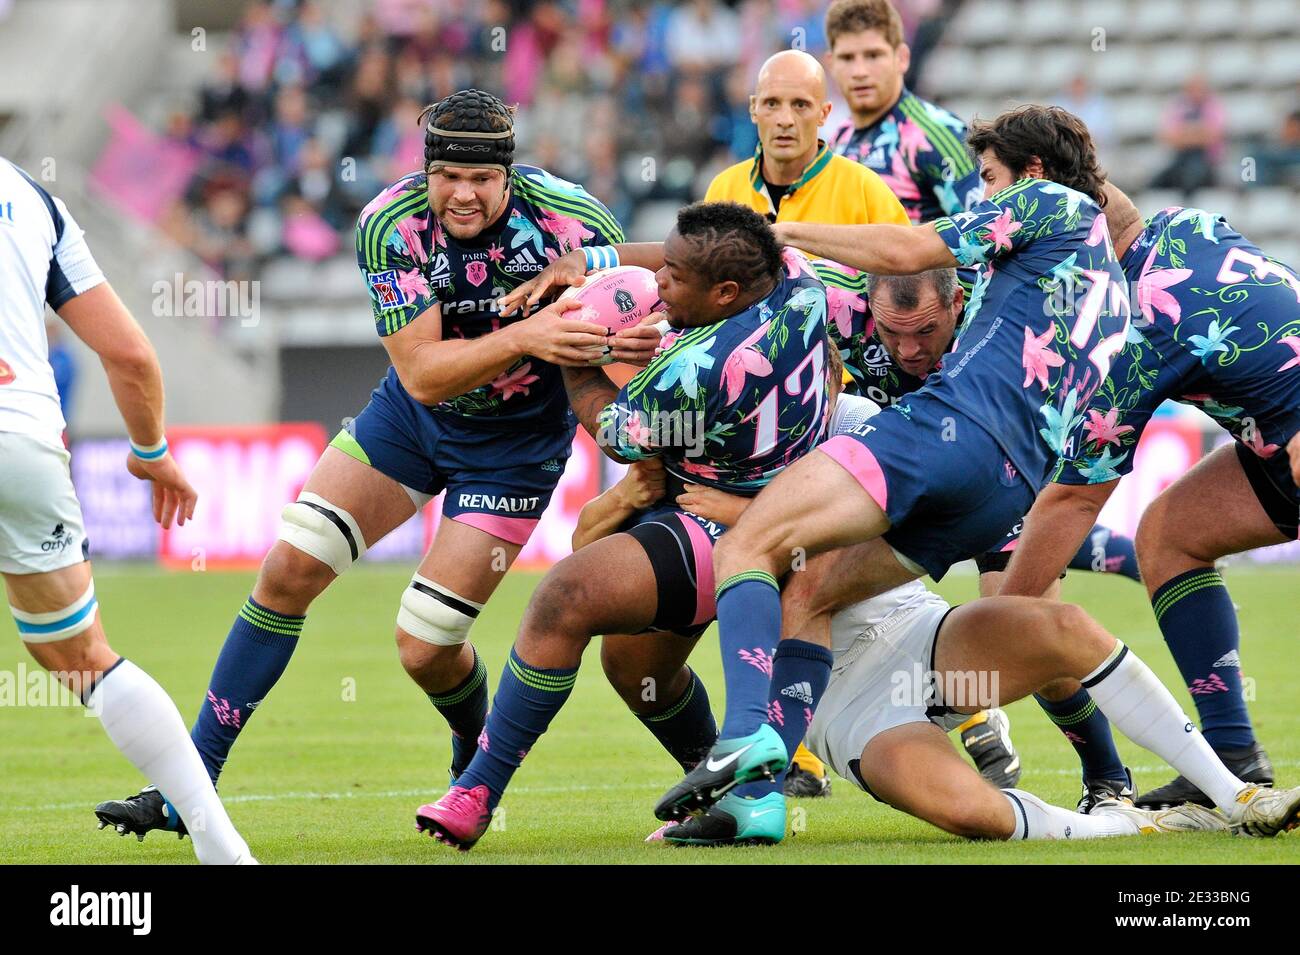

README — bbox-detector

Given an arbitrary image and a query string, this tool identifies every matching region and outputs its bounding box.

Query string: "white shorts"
[805,593,966,791]
[0,431,89,575]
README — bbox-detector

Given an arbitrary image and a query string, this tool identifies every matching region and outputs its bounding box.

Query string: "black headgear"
[421,89,515,174]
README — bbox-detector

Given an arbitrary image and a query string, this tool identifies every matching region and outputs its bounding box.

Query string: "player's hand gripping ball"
[558,266,666,365]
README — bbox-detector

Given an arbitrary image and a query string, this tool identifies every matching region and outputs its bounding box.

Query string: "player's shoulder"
[356,172,428,250]
[898,90,968,138]
[0,156,64,242]
[811,257,868,291]
[705,157,757,199]
[511,164,623,238]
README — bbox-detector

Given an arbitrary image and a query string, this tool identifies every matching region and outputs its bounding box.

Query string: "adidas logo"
[779,681,814,704]
[1212,650,1241,668]
[505,246,545,274]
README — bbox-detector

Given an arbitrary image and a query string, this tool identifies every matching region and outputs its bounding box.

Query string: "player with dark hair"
[94,88,640,839]
[825,0,983,223]
[653,103,1133,818]
[413,202,835,850]
[999,182,1300,809]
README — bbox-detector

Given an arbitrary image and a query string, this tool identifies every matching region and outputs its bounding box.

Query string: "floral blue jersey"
[355,164,623,430]
[927,178,1131,488]
[829,88,983,224]
[1055,206,1300,485]
[599,250,832,494]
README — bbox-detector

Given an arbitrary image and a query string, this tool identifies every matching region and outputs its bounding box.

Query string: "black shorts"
[622,505,725,640]
[1235,440,1300,539]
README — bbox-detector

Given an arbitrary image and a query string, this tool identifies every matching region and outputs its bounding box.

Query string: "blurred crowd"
[158,0,950,278]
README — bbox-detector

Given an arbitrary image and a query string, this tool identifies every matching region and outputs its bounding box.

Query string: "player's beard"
[435,184,510,240]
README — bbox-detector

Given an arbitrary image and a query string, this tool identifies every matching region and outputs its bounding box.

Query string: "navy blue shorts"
[331,368,575,545]
[818,392,1035,580]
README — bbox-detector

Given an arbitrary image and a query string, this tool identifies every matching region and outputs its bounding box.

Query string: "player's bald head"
[755,50,828,101]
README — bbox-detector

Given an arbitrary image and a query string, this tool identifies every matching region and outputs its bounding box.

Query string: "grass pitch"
[3,563,1298,864]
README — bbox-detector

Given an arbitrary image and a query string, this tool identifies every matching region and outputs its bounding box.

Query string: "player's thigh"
[860,722,1013,839]
[717,449,890,574]
[781,539,920,642]
[300,446,419,546]
[4,563,115,679]
[1136,443,1287,586]
[415,514,522,606]
[933,597,1113,711]
[516,533,661,665]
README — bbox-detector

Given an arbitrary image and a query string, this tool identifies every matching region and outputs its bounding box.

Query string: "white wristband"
[129,436,168,461]
[583,246,620,272]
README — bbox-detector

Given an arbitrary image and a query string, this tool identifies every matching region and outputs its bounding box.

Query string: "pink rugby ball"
[558,265,666,365]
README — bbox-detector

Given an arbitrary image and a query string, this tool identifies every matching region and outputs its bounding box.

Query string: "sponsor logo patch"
[367,270,408,311]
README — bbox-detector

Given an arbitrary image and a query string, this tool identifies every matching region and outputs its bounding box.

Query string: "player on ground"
[413,203,833,850]
[646,393,1300,843]
[703,46,907,797]
[999,185,1300,809]
[824,0,982,223]
[0,157,254,863]
[837,265,1143,805]
[654,105,1133,819]
[93,89,637,839]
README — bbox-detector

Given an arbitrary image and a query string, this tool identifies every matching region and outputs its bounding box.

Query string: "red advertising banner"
[159,423,602,571]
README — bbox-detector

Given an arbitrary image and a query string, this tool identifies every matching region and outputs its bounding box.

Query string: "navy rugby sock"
[738,639,833,799]
[1151,568,1254,750]
[1034,688,1127,783]
[190,597,303,785]
[715,572,782,739]
[428,647,490,778]
[637,668,718,771]
[1068,524,1140,582]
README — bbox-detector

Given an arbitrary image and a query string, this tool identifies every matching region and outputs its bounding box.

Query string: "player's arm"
[561,364,632,463]
[774,221,957,275]
[498,243,667,317]
[675,482,751,527]
[572,459,666,550]
[997,480,1119,597]
[383,299,609,405]
[57,283,196,528]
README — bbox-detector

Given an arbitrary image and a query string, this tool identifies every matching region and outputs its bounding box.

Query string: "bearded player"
[1000,183,1300,810]
[94,89,638,839]
[414,203,834,850]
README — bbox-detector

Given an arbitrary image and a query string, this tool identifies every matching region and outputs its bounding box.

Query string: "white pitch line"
[25,761,1300,813]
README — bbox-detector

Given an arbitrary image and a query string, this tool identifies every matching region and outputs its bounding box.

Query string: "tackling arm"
[998,480,1119,597]
[774,222,957,275]
[562,364,628,461]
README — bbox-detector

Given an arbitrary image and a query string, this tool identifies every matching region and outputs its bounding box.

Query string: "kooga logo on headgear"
[445,143,492,152]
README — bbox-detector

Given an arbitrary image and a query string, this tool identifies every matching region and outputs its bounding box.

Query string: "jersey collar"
[748,140,833,204]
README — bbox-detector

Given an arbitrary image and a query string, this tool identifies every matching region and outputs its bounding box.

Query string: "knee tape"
[278,492,366,575]
[397,574,484,646]
[11,580,98,643]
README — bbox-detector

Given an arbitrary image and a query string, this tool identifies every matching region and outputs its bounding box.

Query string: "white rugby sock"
[1002,789,1130,839]
[86,659,254,865]
[1081,643,1244,811]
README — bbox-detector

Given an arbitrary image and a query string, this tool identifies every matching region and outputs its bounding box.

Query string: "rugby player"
[0,157,254,863]
[646,393,1300,843]
[999,183,1300,809]
[94,89,638,839]
[413,202,833,850]
[704,46,908,797]
[654,104,1134,820]
[824,0,983,223]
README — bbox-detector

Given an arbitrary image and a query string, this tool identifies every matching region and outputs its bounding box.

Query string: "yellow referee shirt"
[704,141,909,226]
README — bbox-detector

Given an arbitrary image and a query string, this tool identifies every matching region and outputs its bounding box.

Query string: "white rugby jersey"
[0,157,104,436]
[827,393,937,655]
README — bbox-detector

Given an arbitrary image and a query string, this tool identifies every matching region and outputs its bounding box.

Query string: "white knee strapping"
[277,492,367,575]
[11,580,98,643]
[397,574,484,646]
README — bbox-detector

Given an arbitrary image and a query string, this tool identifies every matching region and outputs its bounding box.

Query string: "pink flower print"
[766,699,785,728]
[1086,212,1109,248]
[1022,324,1065,390]
[681,459,721,480]
[1242,426,1280,459]
[720,322,774,404]
[396,268,430,301]
[465,259,489,287]
[1277,336,1300,373]
[880,151,922,202]
[1082,408,1135,448]
[488,243,505,262]
[984,207,1022,252]
[803,707,814,729]
[360,180,411,225]
[489,362,540,400]
[623,411,655,447]
[782,246,815,279]
[1136,264,1193,325]
[396,214,429,265]
[897,118,929,167]
[825,285,868,339]
[1188,673,1230,695]
[737,647,773,676]
[537,210,595,253]
[430,215,446,250]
